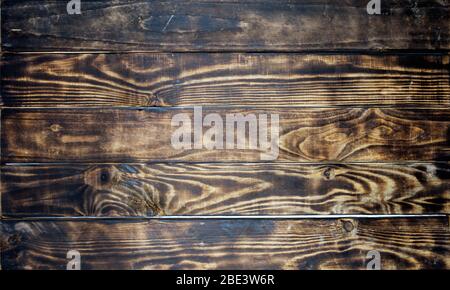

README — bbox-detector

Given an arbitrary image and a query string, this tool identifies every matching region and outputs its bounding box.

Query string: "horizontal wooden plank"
[1,218,449,269]
[2,0,450,51]
[2,108,449,163]
[2,163,449,217]
[1,53,449,108]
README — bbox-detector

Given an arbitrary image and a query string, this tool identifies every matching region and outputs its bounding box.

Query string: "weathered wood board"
[1,163,449,217]
[1,218,449,270]
[1,53,449,107]
[2,108,449,163]
[1,0,449,271]
[2,0,450,52]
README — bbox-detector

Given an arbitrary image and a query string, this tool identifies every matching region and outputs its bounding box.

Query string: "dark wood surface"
[2,163,449,217]
[1,0,449,270]
[1,218,449,270]
[2,0,450,52]
[2,108,449,163]
[1,53,449,107]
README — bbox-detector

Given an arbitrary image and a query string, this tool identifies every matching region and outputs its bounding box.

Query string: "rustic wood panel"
[1,0,449,272]
[1,163,449,217]
[1,218,449,270]
[1,108,449,163]
[2,0,450,52]
[1,53,449,108]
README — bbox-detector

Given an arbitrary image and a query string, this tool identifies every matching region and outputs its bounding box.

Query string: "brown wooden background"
[0,0,449,270]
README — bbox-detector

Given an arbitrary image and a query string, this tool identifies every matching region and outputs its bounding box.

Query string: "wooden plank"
[1,108,449,163]
[2,163,449,217]
[1,218,449,269]
[1,53,449,108]
[2,0,450,52]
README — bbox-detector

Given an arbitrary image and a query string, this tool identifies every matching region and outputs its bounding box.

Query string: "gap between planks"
[3,161,450,166]
[2,106,450,110]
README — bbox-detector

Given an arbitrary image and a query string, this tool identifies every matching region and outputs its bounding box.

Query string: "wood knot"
[127,196,164,216]
[1,233,21,251]
[50,124,62,132]
[341,219,355,233]
[323,167,335,180]
[8,234,21,246]
[100,170,110,184]
[84,166,118,189]
[146,93,164,107]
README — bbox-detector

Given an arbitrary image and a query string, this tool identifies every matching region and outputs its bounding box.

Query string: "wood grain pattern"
[2,163,449,217]
[1,53,449,107]
[1,218,449,270]
[1,0,450,272]
[2,108,449,163]
[2,0,450,51]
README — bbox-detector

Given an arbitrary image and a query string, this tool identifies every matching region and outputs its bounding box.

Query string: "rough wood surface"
[1,163,449,217]
[1,218,449,270]
[2,0,450,52]
[2,108,449,163]
[1,0,449,271]
[1,53,449,108]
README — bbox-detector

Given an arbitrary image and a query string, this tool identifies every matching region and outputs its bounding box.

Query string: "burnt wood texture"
[1,0,450,270]
[1,218,449,270]
[1,53,449,107]
[1,0,450,51]
[1,108,449,163]
[2,163,449,217]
